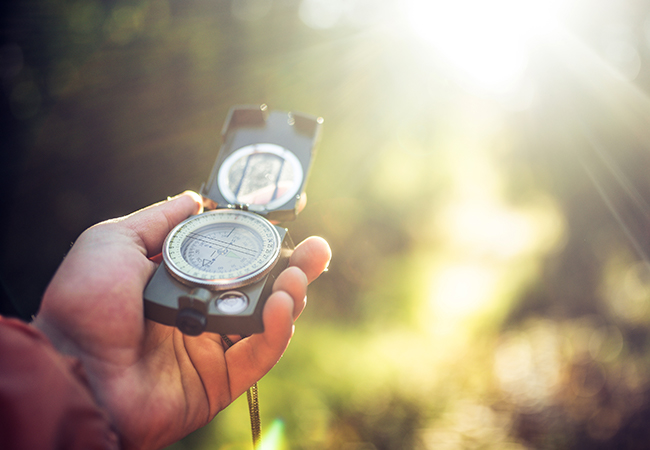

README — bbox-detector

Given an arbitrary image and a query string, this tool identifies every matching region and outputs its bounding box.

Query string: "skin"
[32,191,332,450]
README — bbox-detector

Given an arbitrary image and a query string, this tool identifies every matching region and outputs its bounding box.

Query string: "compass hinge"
[221,203,250,211]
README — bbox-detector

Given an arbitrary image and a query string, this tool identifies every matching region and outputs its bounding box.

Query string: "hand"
[32,192,331,450]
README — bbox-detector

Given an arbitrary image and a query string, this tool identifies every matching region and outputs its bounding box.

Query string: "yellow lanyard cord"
[246,383,261,446]
[221,334,261,447]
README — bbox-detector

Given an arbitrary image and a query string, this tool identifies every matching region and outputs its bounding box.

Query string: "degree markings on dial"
[164,210,281,286]
[185,231,258,258]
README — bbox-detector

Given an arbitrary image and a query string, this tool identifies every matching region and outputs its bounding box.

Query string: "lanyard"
[221,334,261,447]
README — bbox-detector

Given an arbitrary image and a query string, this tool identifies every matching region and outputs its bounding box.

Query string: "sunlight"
[437,196,565,259]
[430,263,497,322]
[403,0,567,93]
[258,418,285,450]
[424,198,564,340]
[441,202,538,259]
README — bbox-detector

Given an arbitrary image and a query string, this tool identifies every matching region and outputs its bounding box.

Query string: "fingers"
[224,288,296,399]
[224,236,331,398]
[273,267,308,319]
[290,236,332,283]
[273,236,331,319]
[118,191,203,257]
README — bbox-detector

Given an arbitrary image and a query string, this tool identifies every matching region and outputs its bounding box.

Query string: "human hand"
[32,192,331,450]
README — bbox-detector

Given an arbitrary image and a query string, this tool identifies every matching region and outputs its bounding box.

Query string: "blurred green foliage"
[4,0,650,449]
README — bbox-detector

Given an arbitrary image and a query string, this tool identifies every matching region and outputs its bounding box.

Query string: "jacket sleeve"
[0,316,120,450]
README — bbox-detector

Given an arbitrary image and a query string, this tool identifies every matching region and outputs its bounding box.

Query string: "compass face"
[162,209,282,289]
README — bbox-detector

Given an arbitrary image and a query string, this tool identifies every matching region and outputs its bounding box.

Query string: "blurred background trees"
[3,0,650,448]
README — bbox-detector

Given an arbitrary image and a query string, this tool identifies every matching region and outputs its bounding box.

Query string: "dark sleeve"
[0,316,120,450]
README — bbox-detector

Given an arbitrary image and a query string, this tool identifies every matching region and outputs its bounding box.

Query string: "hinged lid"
[201,104,322,222]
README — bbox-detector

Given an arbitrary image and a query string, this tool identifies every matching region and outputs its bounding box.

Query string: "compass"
[143,105,322,336]
[163,209,282,290]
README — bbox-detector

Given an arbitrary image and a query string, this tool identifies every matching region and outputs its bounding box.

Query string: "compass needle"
[164,210,282,289]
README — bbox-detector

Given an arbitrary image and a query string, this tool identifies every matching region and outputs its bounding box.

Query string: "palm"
[34,193,330,449]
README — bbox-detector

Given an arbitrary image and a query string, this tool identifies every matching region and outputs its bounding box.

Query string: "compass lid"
[201,104,322,222]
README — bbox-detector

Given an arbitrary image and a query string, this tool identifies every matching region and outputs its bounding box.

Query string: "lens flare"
[258,418,285,450]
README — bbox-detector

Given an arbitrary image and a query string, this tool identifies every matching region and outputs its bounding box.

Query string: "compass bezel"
[162,209,282,290]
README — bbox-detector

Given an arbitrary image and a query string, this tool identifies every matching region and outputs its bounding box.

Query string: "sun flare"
[403,0,567,92]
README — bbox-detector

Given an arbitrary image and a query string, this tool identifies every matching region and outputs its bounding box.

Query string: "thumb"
[116,191,203,257]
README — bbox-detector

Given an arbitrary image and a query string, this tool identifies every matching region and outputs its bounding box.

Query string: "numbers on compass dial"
[181,224,263,275]
[163,209,282,289]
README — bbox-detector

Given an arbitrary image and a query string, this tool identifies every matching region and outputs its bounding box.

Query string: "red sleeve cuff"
[0,316,120,450]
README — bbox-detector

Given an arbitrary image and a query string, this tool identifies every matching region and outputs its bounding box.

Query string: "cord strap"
[221,334,261,447]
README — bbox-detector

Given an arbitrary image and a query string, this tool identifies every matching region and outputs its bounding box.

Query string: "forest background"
[3,1,650,448]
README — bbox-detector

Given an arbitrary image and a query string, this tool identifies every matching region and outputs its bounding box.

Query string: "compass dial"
[162,209,282,289]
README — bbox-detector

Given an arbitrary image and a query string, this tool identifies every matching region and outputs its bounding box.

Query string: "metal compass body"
[143,105,321,336]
